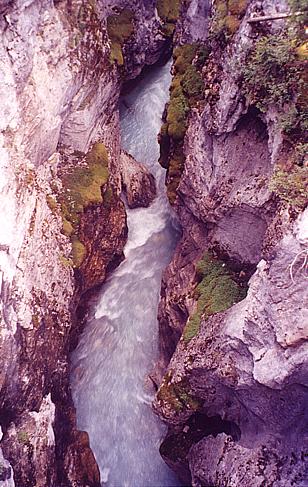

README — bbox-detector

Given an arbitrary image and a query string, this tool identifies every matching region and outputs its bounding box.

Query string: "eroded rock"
[121,150,156,208]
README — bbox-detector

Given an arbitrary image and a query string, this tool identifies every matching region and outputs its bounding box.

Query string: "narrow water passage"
[71,62,181,487]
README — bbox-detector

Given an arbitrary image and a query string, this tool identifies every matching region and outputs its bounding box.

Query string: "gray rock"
[121,150,156,208]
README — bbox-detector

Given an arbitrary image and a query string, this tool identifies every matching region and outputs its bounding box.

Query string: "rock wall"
[0,0,170,484]
[154,0,308,485]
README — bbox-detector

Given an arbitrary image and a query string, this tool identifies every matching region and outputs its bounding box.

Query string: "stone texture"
[0,0,172,484]
[121,150,156,208]
[154,0,308,485]
[189,434,308,487]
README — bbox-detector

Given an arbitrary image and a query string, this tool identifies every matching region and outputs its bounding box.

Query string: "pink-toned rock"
[121,150,156,208]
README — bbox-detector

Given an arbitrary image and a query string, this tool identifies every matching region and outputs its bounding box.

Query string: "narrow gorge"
[0,1,307,487]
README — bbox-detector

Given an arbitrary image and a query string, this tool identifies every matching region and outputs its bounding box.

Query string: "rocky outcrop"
[154,0,308,485]
[121,150,156,208]
[0,0,172,484]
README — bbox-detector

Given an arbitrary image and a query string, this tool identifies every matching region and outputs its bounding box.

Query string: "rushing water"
[71,61,181,487]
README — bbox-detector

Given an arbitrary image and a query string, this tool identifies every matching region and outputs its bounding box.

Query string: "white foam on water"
[71,61,181,487]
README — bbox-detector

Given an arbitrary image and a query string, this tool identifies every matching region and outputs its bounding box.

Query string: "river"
[70,61,181,487]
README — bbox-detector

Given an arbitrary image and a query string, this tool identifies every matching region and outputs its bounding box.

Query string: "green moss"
[269,166,308,210]
[62,218,74,237]
[61,142,109,227]
[17,430,29,445]
[72,239,86,268]
[157,372,202,413]
[59,255,73,268]
[173,44,198,74]
[107,9,134,65]
[167,88,189,139]
[46,195,58,212]
[110,42,124,65]
[181,65,204,99]
[32,314,40,327]
[210,0,248,41]
[60,142,109,267]
[228,0,248,16]
[157,0,180,23]
[156,0,180,37]
[159,43,209,203]
[183,253,247,343]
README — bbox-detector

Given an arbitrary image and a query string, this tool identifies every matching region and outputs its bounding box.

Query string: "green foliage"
[157,372,202,413]
[173,44,198,73]
[183,253,247,343]
[288,0,308,39]
[279,106,308,135]
[107,9,134,65]
[242,34,300,111]
[166,87,189,139]
[270,166,308,210]
[157,0,180,23]
[59,255,73,268]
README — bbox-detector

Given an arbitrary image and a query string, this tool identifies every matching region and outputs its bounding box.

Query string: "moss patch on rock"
[158,43,209,204]
[157,371,202,414]
[59,143,109,268]
[210,0,248,42]
[156,0,181,37]
[183,253,247,343]
[107,9,134,66]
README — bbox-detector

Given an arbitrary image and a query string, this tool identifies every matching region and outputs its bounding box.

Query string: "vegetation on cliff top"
[59,143,109,268]
[107,9,134,66]
[183,253,247,343]
[242,5,307,212]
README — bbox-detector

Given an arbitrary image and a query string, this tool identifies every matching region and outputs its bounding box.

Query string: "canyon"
[0,0,307,486]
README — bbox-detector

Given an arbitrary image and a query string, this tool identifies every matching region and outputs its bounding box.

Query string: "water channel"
[71,61,181,487]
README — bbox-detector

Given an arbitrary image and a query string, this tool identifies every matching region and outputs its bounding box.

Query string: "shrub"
[242,34,300,111]
[157,0,180,23]
[279,106,308,135]
[270,166,308,209]
[183,253,247,343]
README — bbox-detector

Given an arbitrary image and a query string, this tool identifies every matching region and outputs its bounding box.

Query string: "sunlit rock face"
[0,0,170,484]
[154,0,308,485]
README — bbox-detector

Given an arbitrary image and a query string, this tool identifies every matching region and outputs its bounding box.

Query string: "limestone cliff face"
[0,0,169,485]
[154,0,308,485]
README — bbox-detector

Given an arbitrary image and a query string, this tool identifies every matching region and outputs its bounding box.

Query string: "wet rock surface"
[121,150,156,208]
[154,0,308,485]
[0,0,172,484]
